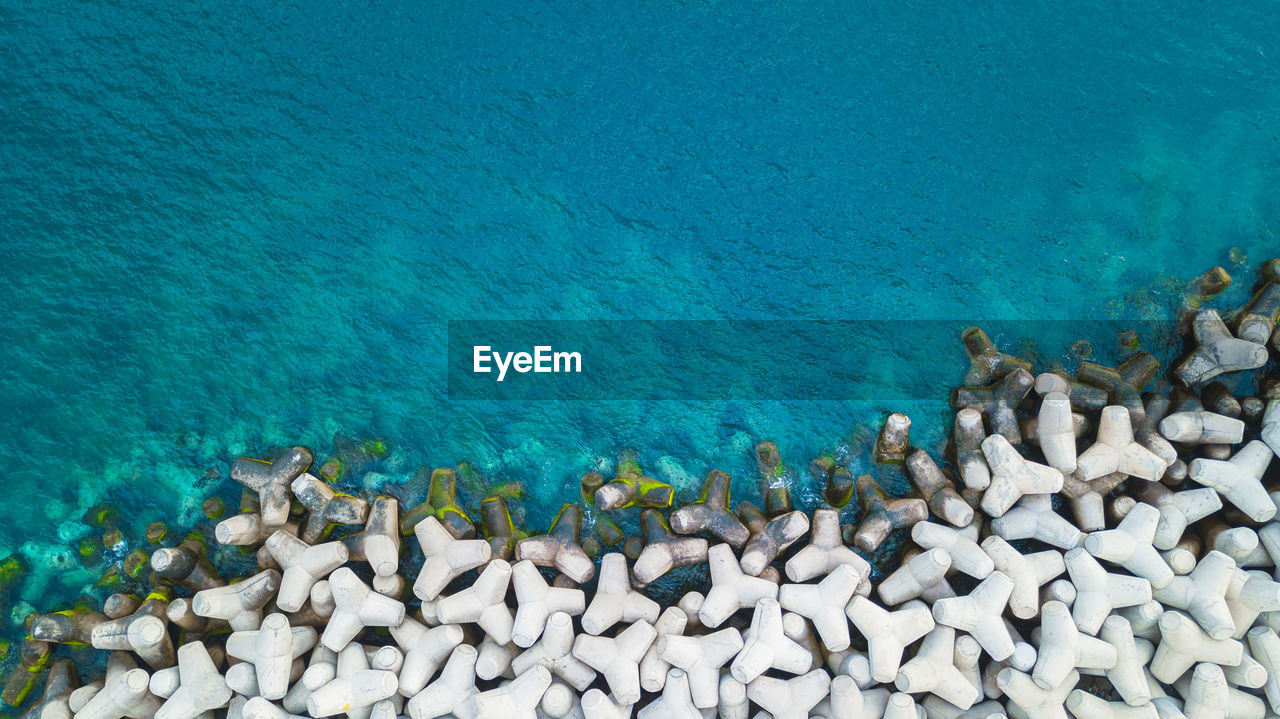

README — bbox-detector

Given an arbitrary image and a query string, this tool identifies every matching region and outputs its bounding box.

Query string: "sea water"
[1,0,1279,626]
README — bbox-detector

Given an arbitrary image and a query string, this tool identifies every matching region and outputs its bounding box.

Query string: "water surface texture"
[2,1,1279,608]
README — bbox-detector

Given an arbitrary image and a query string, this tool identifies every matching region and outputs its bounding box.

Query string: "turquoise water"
[2,0,1280,619]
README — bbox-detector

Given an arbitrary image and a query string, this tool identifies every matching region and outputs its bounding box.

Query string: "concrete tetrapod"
[1063,548,1153,635]
[655,626,743,709]
[581,553,659,635]
[224,614,317,700]
[727,598,807,684]
[412,515,492,601]
[980,434,1064,517]
[264,532,348,613]
[778,564,860,651]
[1031,601,1118,690]
[571,620,656,706]
[931,572,1017,662]
[510,560,586,648]
[152,642,232,719]
[745,669,831,719]
[1084,503,1175,590]
[434,558,516,645]
[322,568,405,652]
[1187,440,1276,523]
[784,508,871,588]
[846,597,935,683]
[894,626,981,710]
[699,544,778,629]
[1075,406,1167,482]
[668,470,750,549]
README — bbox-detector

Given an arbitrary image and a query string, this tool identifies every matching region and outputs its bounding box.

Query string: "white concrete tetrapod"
[778,564,860,651]
[263,532,348,613]
[725,598,804,684]
[881,692,922,719]
[981,536,1064,619]
[931,572,1016,661]
[911,522,993,579]
[537,678,582,719]
[1149,610,1244,684]
[460,665,552,719]
[1151,550,1236,640]
[846,596,934,682]
[1246,626,1280,715]
[307,644,398,718]
[572,620,656,706]
[814,674,865,719]
[239,697,302,719]
[745,669,831,719]
[658,626,744,706]
[413,516,493,601]
[191,569,281,631]
[635,669,699,719]
[895,625,980,710]
[1031,601,1117,690]
[1084,502,1175,589]
[580,688,633,719]
[475,637,519,681]
[323,567,406,652]
[784,508,872,587]
[990,494,1084,550]
[1173,662,1266,719]
[153,642,232,719]
[639,606,687,693]
[76,664,161,719]
[405,644,478,719]
[980,434,1064,517]
[714,673,748,719]
[1225,569,1280,639]
[1075,406,1166,482]
[1039,392,1078,475]
[581,554,659,635]
[782,612,823,674]
[1159,409,1246,445]
[1099,616,1152,707]
[510,560,586,647]
[215,513,288,547]
[878,548,953,605]
[224,657,303,699]
[1147,487,1223,550]
[224,613,317,700]
[996,667,1077,719]
[386,617,463,696]
[435,558,516,645]
[1188,440,1277,523]
[1063,548,1153,635]
[511,612,596,692]
[699,543,778,628]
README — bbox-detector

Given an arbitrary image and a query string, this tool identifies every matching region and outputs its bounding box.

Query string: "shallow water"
[2,0,1279,624]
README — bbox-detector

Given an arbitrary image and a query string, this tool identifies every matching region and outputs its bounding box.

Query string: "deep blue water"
[2,0,1279,619]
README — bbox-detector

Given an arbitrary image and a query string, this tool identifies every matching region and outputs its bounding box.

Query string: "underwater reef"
[3,261,1280,719]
